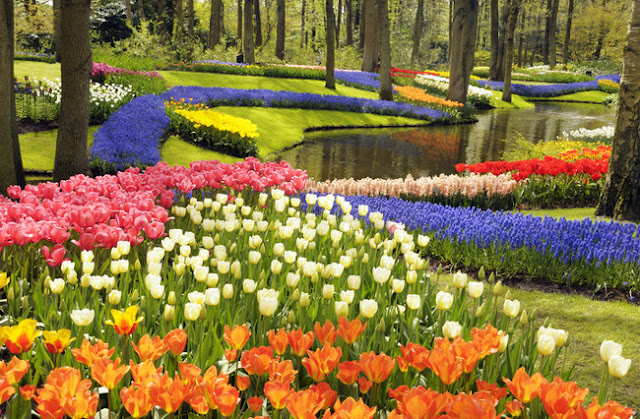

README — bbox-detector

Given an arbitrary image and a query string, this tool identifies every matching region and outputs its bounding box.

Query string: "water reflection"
[277,102,616,180]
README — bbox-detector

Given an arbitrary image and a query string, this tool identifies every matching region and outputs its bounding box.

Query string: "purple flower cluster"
[92,62,162,79]
[476,74,620,97]
[302,193,640,288]
[89,95,169,172]
[161,86,445,120]
[334,70,383,92]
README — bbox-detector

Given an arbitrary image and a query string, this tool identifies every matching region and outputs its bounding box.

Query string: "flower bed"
[395,85,463,111]
[475,74,620,98]
[15,51,56,63]
[0,169,634,417]
[90,87,450,172]
[557,126,615,145]
[92,62,163,79]
[414,74,492,107]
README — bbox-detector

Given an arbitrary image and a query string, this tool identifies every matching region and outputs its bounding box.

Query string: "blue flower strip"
[475,74,620,97]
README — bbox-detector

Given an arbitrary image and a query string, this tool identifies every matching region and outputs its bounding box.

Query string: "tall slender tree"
[377,0,392,100]
[326,0,336,89]
[346,0,353,45]
[562,0,574,68]
[157,0,168,39]
[502,0,521,102]
[336,0,342,45]
[411,0,425,66]
[359,0,366,50]
[361,0,377,71]
[301,0,306,47]
[53,0,61,61]
[276,0,285,59]
[187,0,194,41]
[596,0,640,220]
[174,0,184,43]
[53,0,91,182]
[543,0,550,64]
[254,0,262,46]
[210,0,222,48]
[238,0,243,42]
[517,8,525,67]
[0,0,25,193]
[125,0,133,26]
[488,0,499,78]
[547,0,559,68]
[138,0,145,21]
[448,0,479,104]
[244,0,255,62]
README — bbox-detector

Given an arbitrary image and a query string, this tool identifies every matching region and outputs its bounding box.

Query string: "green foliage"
[104,72,168,95]
[15,2,54,54]
[572,60,622,76]
[472,67,594,83]
[501,134,607,161]
[14,53,56,64]
[162,61,326,80]
[90,2,133,45]
[93,47,169,71]
[93,26,172,70]
[515,175,604,209]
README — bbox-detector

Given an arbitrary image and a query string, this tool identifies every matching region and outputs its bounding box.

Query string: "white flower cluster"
[414,74,493,100]
[38,77,134,108]
[560,126,615,141]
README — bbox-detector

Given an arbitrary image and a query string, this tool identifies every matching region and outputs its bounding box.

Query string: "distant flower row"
[475,74,620,97]
[92,62,162,79]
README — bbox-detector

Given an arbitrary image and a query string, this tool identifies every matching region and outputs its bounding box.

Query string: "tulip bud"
[108,289,122,305]
[608,355,631,378]
[519,310,528,326]
[435,291,454,311]
[299,292,310,308]
[498,333,509,353]
[503,299,520,318]
[163,305,175,321]
[134,259,141,270]
[131,289,140,302]
[442,321,462,339]
[475,302,487,318]
[537,334,555,356]
[406,270,418,285]
[334,301,349,317]
[288,310,296,324]
[488,272,495,283]
[359,299,378,318]
[493,280,503,295]
[477,266,486,281]
[376,318,386,334]
[600,340,623,363]
[7,287,15,302]
[504,290,512,300]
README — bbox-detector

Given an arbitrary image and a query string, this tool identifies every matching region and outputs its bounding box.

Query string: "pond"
[276,102,616,181]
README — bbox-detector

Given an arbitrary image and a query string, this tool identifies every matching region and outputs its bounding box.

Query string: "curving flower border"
[90,86,451,171]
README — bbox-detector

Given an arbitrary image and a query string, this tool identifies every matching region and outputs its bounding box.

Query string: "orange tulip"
[0,378,15,404]
[310,382,337,410]
[503,367,547,404]
[399,342,430,372]
[223,324,251,350]
[288,328,315,357]
[269,359,297,384]
[268,328,289,355]
[357,377,373,394]
[241,346,274,376]
[396,355,409,373]
[470,324,502,359]
[249,396,264,412]
[236,374,251,391]
[314,321,338,346]
[357,352,395,384]
[538,376,589,418]
[392,386,452,418]
[505,399,523,417]
[19,384,36,400]
[34,367,97,419]
[338,317,367,344]
[336,361,361,385]
[131,334,169,362]
[42,329,75,354]
[2,319,41,354]
[178,362,202,385]
[184,386,209,415]
[448,392,501,419]
[301,344,342,382]
[426,338,464,385]
[0,356,30,385]
[106,306,143,336]
[225,349,238,362]
[476,380,508,402]
[91,357,130,389]
[130,361,163,385]
[121,383,154,418]
[451,337,480,374]
[264,381,291,409]
[286,389,323,419]
[71,339,115,367]
[200,367,239,417]
[164,328,187,356]
[148,373,187,413]
[578,396,634,419]
[332,397,376,419]
[64,386,99,419]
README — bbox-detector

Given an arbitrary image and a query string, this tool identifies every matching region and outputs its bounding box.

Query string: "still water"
[277,102,616,181]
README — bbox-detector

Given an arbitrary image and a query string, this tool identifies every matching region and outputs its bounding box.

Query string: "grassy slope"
[526,90,611,104]
[20,126,100,172]
[517,207,597,220]
[15,61,61,80]
[488,90,535,109]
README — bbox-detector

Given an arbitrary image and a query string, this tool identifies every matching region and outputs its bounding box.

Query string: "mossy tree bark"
[597,0,640,221]
[502,0,521,103]
[53,0,91,182]
[275,0,285,59]
[547,0,559,69]
[448,0,479,104]
[237,0,243,42]
[562,0,574,68]
[243,0,255,62]
[254,0,262,47]
[361,0,377,72]
[0,0,25,194]
[377,0,393,101]
[346,0,353,45]
[210,0,221,48]
[410,0,424,66]
[326,0,336,89]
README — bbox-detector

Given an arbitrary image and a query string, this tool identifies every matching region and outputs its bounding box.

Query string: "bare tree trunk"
[542,0,550,64]
[597,0,640,220]
[524,8,531,65]
[548,0,559,68]
[174,0,184,43]
[301,0,306,47]
[244,0,255,62]
[187,0,194,41]
[378,0,393,100]
[326,0,336,89]
[517,7,525,67]
[448,0,453,62]
[488,0,498,75]
[53,0,62,61]
[0,0,25,193]
[562,0,573,67]
[346,0,353,45]
[54,0,91,182]
[594,0,608,59]
[361,0,377,71]
[491,0,509,80]
[138,0,145,21]
[254,0,262,47]
[276,0,285,59]
[210,0,221,48]
[502,0,520,102]
[448,0,478,104]
[359,0,366,49]
[336,0,342,45]
[125,0,133,26]
[238,0,243,41]
[530,10,541,66]
[411,0,424,66]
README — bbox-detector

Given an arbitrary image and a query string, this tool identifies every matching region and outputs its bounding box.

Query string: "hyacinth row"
[300,193,640,289]
[0,172,635,417]
[474,74,620,98]
[90,86,450,171]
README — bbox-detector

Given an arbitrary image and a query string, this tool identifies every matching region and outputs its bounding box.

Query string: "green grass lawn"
[488,90,535,109]
[19,126,100,172]
[524,90,611,104]
[517,207,598,220]
[14,60,61,80]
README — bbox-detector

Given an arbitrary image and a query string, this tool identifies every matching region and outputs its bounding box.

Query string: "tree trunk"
[125,0,133,26]
[174,0,184,43]
[301,0,306,47]
[238,0,243,42]
[346,0,353,45]
[548,0,559,69]
[0,0,25,193]
[53,0,61,61]
[336,0,342,45]
[361,0,377,71]
[157,0,167,39]
[594,0,608,59]
[448,0,453,62]
[138,0,145,21]
[488,0,498,77]
[411,0,424,66]
[243,0,255,62]
[517,7,525,67]
[542,0,550,64]
[597,0,640,220]
[530,10,540,66]
[275,0,285,59]
[254,0,262,47]
[54,0,91,182]
[524,8,531,66]
[378,0,393,100]
[491,0,509,81]
[326,0,336,89]
[562,0,574,67]
[187,0,194,41]
[210,0,221,48]
[502,0,520,102]
[448,0,478,104]
[359,0,366,49]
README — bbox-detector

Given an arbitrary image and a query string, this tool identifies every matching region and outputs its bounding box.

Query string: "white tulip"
[467,281,484,299]
[359,299,378,318]
[70,308,95,326]
[600,340,623,363]
[243,279,257,294]
[452,271,468,288]
[407,294,421,310]
[435,291,454,311]
[503,299,521,318]
[608,355,632,378]
[184,303,203,321]
[442,321,462,339]
[205,288,220,306]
